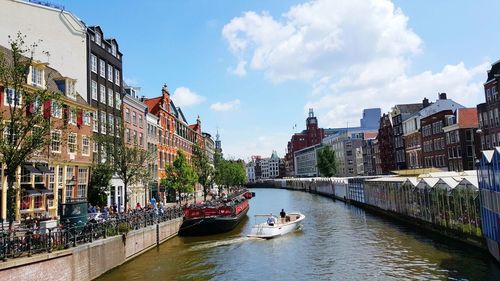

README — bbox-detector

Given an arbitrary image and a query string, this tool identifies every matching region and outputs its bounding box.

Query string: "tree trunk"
[123,181,128,213]
[6,174,16,232]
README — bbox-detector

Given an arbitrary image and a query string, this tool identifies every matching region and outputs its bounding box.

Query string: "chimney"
[422,97,430,108]
[439,92,447,100]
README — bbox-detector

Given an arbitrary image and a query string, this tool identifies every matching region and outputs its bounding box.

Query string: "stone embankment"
[0,218,182,281]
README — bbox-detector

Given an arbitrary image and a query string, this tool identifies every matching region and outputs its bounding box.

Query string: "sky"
[55,0,500,161]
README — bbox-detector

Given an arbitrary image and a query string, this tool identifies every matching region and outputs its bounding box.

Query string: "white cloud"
[210,99,241,111]
[223,0,488,130]
[171,87,205,107]
[222,0,421,82]
[223,133,289,160]
[228,60,247,76]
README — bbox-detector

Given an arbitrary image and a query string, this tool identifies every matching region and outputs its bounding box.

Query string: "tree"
[317,145,338,177]
[95,124,154,212]
[161,150,197,204]
[88,163,114,207]
[192,144,214,201]
[214,157,247,195]
[0,33,61,229]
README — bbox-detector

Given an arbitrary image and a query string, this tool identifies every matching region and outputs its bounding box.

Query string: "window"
[30,66,44,87]
[4,88,22,107]
[115,69,120,85]
[107,65,113,82]
[100,85,106,103]
[82,136,90,156]
[68,108,76,125]
[51,102,62,118]
[91,80,97,100]
[139,116,143,128]
[139,133,143,146]
[100,111,106,133]
[115,93,121,109]
[126,128,131,143]
[91,54,97,73]
[68,133,77,154]
[95,32,101,46]
[93,111,98,132]
[133,130,137,144]
[99,59,106,77]
[84,112,91,126]
[108,88,113,106]
[108,113,114,134]
[111,43,117,56]
[66,166,74,199]
[132,112,137,125]
[77,168,88,198]
[51,130,61,152]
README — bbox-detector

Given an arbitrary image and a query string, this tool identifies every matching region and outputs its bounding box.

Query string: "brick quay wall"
[0,218,182,281]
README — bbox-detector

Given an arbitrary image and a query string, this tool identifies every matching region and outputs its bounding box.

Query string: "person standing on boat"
[280,209,286,223]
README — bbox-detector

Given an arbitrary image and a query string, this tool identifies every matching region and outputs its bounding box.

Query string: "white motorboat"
[247,212,305,239]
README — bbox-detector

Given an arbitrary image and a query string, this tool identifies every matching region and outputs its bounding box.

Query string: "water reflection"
[98,188,500,281]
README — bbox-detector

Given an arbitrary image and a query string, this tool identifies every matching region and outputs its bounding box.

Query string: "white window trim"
[51,130,62,153]
[68,133,77,155]
[82,135,90,156]
[3,88,22,107]
[100,59,106,78]
[91,80,97,100]
[107,65,113,82]
[91,54,97,73]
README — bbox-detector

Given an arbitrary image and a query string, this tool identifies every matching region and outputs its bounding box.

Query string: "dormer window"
[30,65,44,88]
[66,79,77,100]
[95,32,101,46]
[111,43,117,56]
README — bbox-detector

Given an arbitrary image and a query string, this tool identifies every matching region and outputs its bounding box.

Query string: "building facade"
[285,109,325,176]
[377,113,396,174]
[403,95,464,170]
[122,86,148,207]
[0,52,93,221]
[203,132,215,165]
[391,103,423,170]
[442,108,480,171]
[294,144,321,177]
[477,61,500,151]
[0,0,88,101]
[146,112,160,201]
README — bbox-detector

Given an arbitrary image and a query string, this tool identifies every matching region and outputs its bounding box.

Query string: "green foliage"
[88,163,114,207]
[316,145,338,177]
[214,156,247,193]
[192,144,214,201]
[161,150,198,203]
[0,33,61,227]
[94,123,154,210]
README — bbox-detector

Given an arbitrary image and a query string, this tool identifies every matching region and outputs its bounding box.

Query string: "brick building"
[391,103,422,170]
[403,94,464,169]
[477,60,500,150]
[0,47,93,221]
[421,109,453,169]
[143,85,204,201]
[377,113,396,174]
[285,109,325,176]
[442,108,480,171]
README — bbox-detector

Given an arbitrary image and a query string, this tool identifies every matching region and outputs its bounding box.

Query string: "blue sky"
[58,0,500,160]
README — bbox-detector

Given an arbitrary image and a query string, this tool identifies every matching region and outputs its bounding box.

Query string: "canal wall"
[248,176,487,250]
[0,218,182,281]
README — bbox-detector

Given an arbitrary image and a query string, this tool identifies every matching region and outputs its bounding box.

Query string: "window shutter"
[43,100,51,118]
[77,110,83,127]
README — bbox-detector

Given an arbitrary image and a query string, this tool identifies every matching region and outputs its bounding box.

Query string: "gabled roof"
[393,103,423,115]
[363,131,378,140]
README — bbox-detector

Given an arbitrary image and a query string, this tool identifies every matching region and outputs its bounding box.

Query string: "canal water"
[98,188,500,281]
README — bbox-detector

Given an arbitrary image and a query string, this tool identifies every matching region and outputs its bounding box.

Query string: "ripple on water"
[96,189,499,281]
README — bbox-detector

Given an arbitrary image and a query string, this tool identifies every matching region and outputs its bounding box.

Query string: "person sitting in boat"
[267,216,276,226]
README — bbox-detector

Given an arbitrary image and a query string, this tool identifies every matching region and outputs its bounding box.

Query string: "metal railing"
[0,206,184,261]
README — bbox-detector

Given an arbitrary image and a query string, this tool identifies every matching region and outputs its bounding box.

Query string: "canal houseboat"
[178,190,253,236]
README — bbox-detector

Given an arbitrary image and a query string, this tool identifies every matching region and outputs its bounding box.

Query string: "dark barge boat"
[178,190,253,236]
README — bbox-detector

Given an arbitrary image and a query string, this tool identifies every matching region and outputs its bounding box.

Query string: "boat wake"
[189,236,257,251]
